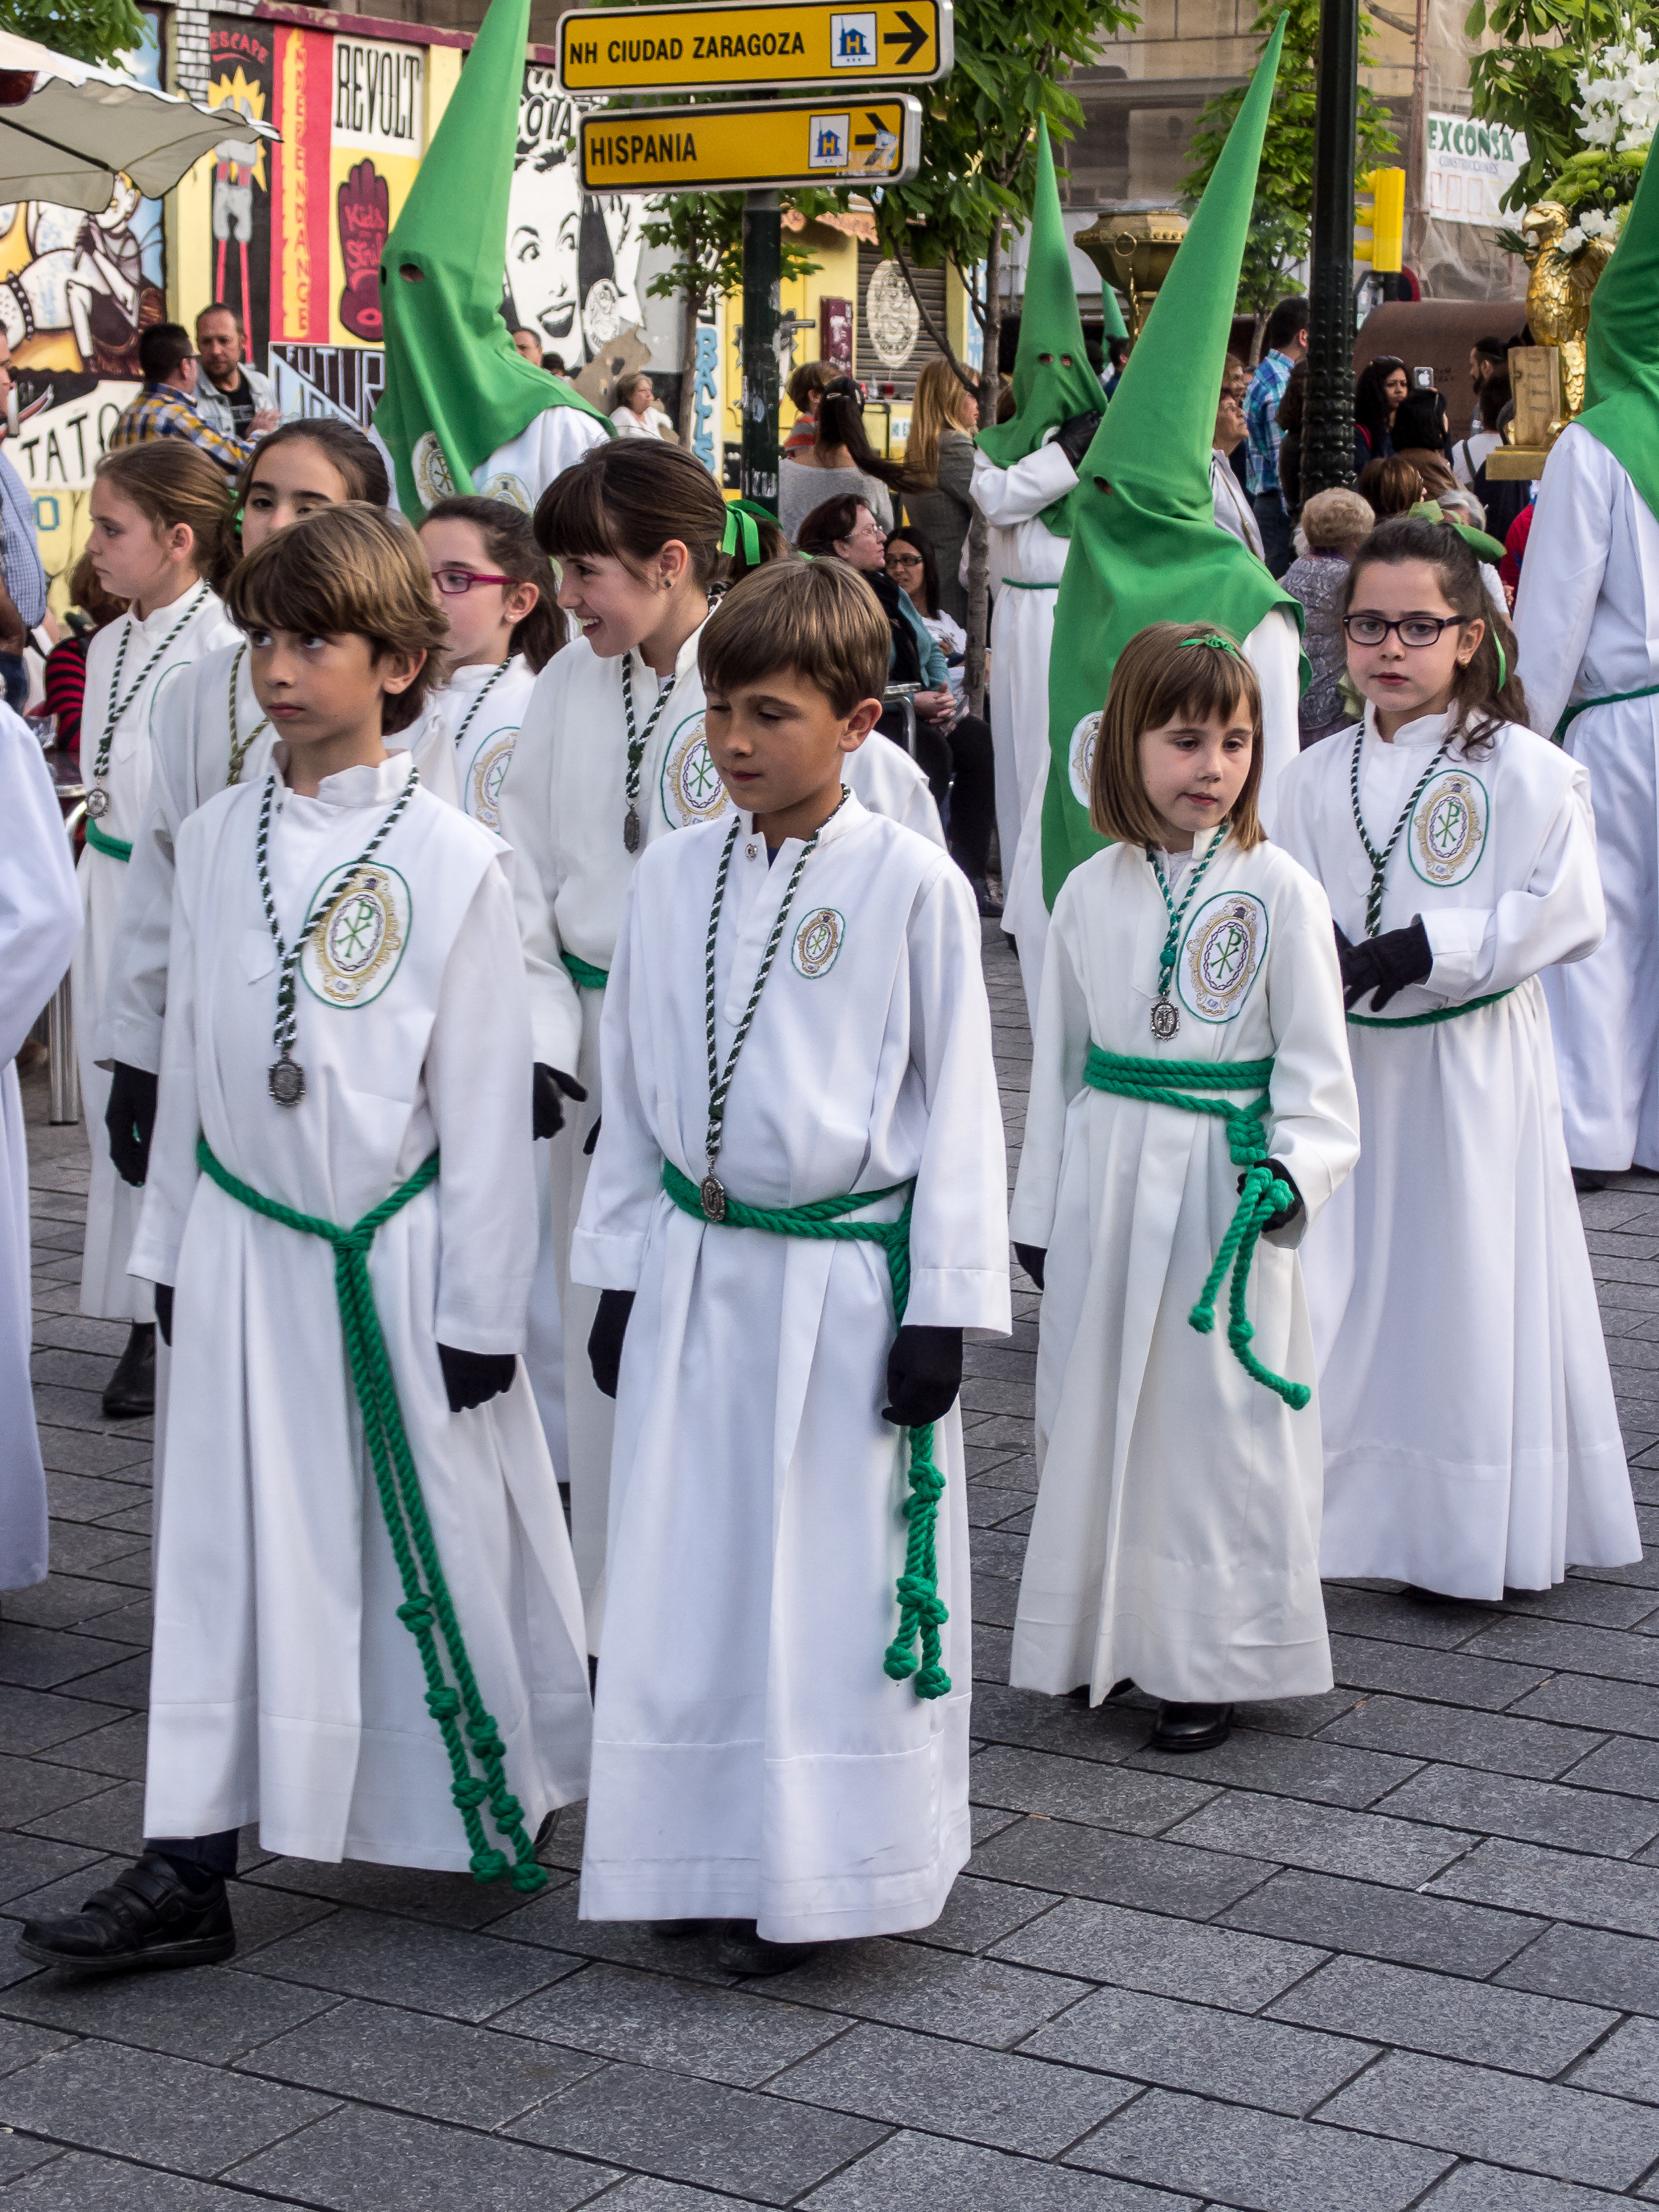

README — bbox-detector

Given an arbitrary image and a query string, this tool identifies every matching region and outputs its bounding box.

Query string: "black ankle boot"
[101,1322,156,1419]
[715,1920,822,1975]
[1149,1701,1234,1752]
[17,1852,235,1974]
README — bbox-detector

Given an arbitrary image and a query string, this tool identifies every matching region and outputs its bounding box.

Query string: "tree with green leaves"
[0,0,148,67]
[1467,0,1659,219]
[1183,0,1397,346]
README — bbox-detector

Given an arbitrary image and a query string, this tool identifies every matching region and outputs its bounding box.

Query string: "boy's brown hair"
[1090,620,1265,851]
[699,558,888,717]
[223,503,448,734]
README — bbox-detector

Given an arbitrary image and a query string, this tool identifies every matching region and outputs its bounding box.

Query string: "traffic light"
[1356,168,1405,273]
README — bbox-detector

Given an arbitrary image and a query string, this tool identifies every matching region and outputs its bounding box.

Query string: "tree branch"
[892,231,970,386]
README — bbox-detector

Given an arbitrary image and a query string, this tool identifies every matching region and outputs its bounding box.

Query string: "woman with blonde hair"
[903,358,978,622]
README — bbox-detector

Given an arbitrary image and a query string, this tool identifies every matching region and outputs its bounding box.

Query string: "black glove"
[1334,919,1433,1012]
[105,1061,159,1187]
[154,1283,173,1346]
[437,1343,517,1413]
[588,1287,636,1398]
[1054,410,1102,468]
[1240,1158,1303,1235]
[1014,1242,1047,1291]
[533,1063,588,1139]
[883,1324,963,1427]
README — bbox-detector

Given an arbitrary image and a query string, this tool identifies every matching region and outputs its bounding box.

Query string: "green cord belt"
[562,950,609,992]
[1347,986,1514,1029]
[661,1155,950,1700]
[1554,681,1659,744]
[195,1137,548,1893]
[84,816,132,864]
[1082,1047,1309,1411]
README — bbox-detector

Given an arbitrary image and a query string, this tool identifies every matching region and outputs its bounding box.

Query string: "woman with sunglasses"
[1276,516,1637,1605]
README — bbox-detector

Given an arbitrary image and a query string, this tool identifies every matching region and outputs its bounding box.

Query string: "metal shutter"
[855,244,947,398]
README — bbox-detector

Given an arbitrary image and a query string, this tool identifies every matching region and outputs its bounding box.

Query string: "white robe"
[572,793,1010,1941]
[497,627,945,1647]
[1002,606,1305,1028]
[1276,708,1639,1597]
[130,755,590,1865]
[0,706,81,1589]
[100,641,457,1079]
[1516,425,1659,1171]
[74,590,239,1321]
[1211,449,1265,558]
[377,404,611,518]
[1010,836,1358,1707]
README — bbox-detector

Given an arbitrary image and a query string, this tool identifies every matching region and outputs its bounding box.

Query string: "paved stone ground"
[9,928,1659,2210]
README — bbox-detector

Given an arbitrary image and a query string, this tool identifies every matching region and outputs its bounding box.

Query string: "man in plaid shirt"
[109,324,252,478]
[1243,295,1308,579]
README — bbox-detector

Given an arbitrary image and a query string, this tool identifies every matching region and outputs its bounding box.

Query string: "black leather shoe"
[1572,1167,1610,1193]
[652,1918,723,1939]
[1149,1701,1234,1753]
[968,875,1004,919]
[101,1322,155,1419]
[17,1852,235,1974]
[715,1920,822,1976]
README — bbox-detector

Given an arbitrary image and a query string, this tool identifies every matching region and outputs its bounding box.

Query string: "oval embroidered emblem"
[1068,712,1101,807]
[1410,767,1489,887]
[412,432,457,508]
[301,863,411,1008]
[791,905,846,980]
[660,712,733,828]
[476,471,533,514]
[1179,891,1269,1023]
[465,726,517,830]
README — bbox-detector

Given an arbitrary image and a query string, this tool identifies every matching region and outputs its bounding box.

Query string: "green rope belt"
[1554,681,1659,744]
[1000,577,1059,590]
[84,816,132,863]
[660,1155,950,1700]
[195,1137,547,1893]
[1082,1047,1310,1411]
[1347,986,1514,1029]
[562,950,609,992]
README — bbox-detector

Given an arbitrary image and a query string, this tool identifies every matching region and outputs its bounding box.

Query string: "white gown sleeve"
[128,827,205,1289]
[1008,878,1091,1251]
[843,732,946,848]
[903,862,1011,1331]
[423,858,538,1353]
[1514,427,1612,740]
[970,441,1080,529]
[0,706,79,1061]
[1246,606,1303,839]
[493,666,583,1075]
[96,668,199,1075]
[1421,750,1606,999]
[569,873,662,1293]
[1261,865,1361,1236]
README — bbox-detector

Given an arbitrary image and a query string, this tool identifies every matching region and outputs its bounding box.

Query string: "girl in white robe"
[73,445,239,1417]
[0,706,81,1592]
[1277,515,1639,1597]
[1010,622,1358,1751]
[499,442,944,1650]
[573,558,1010,1961]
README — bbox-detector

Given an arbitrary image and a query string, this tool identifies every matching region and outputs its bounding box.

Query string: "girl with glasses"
[1276,516,1638,1603]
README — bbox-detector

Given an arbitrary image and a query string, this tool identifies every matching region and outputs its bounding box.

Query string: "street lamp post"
[1303,0,1359,497]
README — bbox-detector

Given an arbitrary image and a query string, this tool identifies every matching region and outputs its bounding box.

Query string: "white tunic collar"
[1363,702,1457,752]
[126,584,210,642]
[445,653,518,700]
[273,750,414,810]
[628,621,706,692]
[738,787,869,852]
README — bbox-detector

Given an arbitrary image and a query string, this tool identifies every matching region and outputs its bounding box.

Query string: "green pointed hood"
[1579,151,1659,528]
[975,119,1101,535]
[1040,12,1301,907]
[373,0,610,518]
[1100,283,1128,342]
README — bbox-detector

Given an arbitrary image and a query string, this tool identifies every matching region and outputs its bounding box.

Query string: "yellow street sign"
[579,92,922,193]
[558,0,951,95]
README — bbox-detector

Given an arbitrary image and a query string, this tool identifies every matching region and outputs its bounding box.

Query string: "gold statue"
[1519,200,1616,417]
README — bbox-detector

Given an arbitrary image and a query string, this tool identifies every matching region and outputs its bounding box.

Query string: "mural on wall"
[508,66,644,367]
[206,18,273,357]
[336,158,389,340]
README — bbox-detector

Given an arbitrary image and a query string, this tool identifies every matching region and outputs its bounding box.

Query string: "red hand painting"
[336,158,388,341]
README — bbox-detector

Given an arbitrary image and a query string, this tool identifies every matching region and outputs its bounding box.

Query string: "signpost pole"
[1303,0,1358,499]
[741,188,782,514]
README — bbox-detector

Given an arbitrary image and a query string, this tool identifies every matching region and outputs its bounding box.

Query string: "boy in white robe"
[573,558,1010,1973]
[18,506,589,1977]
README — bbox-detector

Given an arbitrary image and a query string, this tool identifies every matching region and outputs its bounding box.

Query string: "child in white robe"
[1010,622,1359,1753]
[73,444,240,1418]
[1276,515,1639,1599]
[499,440,944,1650]
[573,558,1010,1973]
[18,506,589,1977]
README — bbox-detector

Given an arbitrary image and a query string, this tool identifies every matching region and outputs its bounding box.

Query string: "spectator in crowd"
[1354,354,1407,468]
[1210,353,1263,558]
[1276,359,1308,518]
[1454,373,1508,487]
[1278,486,1373,743]
[1358,453,1426,516]
[1454,374,1531,543]
[1500,499,1534,595]
[1100,335,1130,399]
[191,303,278,445]
[883,522,999,908]
[784,358,833,454]
[902,358,978,622]
[778,375,911,544]
[108,324,252,477]
[41,550,125,759]
[609,370,676,441]
[544,351,567,375]
[1243,294,1308,576]
[512,326,543,364]
[1390,386,1460,501]
[0,325,45,714]
[1468,334,1512,433]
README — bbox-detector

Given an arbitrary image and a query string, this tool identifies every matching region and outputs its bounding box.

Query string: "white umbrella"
[0,26,278,212]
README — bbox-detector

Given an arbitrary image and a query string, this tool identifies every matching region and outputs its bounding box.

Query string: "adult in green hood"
[1515,148,1659,1179]
[374,0,611,520]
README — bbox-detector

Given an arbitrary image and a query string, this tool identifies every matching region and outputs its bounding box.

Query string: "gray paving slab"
[1368,1761,1659,1857]
[227,2101,618,2210]
[1315,1694,1607,1781]
[970,1812,1274,1918]
[892,1869,1061,1955]
[1419,2167,1643,2212]
[1265,1953,1616,2076]
[237,1902,584,2020]
[493,1959,846,2086]
[968,1745,1219,1833]
[991,1894,1327,2012]
[1498,1920,1659,2015]
[1219,1866,1545,1976]
[740,1934,1094,2050]
[1122,1722,1424,1809]
[1428,1835,1659,1939]
[1162,1787,1476,1888]
[0,2150,315,2209]
[802,2129,1198,2211]
[0,1956,337,2064]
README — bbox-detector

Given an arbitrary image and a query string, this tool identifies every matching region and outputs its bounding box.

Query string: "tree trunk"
[678,275,703,451]
[964,216,1003,725]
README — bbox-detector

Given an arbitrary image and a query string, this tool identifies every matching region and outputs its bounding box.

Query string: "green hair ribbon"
[1178,632,1244,658]
[720,502,762,567]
